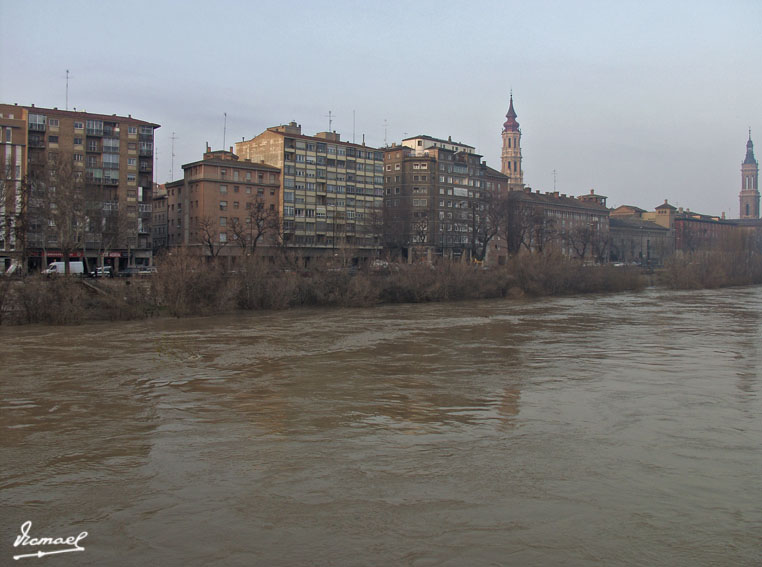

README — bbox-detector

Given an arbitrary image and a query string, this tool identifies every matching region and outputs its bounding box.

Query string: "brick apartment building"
[0,102,158,272]
[383,135,509,263]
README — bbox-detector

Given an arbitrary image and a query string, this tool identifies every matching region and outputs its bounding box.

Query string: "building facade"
[236,123,384,263]
[1,103,158,272]
[504,188,610,261]
[609,205,672,265]
[164,146,281,263]
[739,132,759,219]
[0,104,28,271]
[383,135,509,263]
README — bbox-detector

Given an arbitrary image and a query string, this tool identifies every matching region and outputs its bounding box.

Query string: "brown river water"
[1,287,760,566]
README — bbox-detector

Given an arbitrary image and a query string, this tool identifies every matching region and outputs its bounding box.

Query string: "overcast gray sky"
[2,0,760,217]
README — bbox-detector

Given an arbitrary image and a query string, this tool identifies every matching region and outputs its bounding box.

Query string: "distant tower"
[501,93,523,188]
[739,131,760,219]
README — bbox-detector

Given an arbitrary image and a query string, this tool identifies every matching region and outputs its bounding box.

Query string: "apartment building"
[164,145,280,263]
[0,103,159,271]
[152,183,168,253]
[235,122,384,262]
[0,104,28,271]
[383,135,509,263]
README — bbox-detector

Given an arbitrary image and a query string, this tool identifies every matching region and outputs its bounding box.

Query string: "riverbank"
[2,249,761,325]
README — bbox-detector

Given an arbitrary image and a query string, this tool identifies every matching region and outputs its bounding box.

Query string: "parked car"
[43,261,84,276]
[137,266,158,275]
[89,266,114,278]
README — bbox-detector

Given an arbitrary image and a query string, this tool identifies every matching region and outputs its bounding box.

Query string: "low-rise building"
[164,146,281,264]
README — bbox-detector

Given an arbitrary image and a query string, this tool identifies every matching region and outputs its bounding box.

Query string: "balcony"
[29,123,46,132]
[86,128,103,137]
[138,203,152,213]
[139,148,152,157]
[103,177,119,186]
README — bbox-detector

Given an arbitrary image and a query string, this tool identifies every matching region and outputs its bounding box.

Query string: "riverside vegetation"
[1,246,761,325]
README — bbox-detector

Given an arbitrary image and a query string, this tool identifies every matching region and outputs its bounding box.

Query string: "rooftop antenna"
[170,132,177,181]
[325,110,333,132]
[65,69,71,110]
[223,112,227,149]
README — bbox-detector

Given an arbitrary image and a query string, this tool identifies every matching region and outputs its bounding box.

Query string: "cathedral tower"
[739,131,760,219]
[501,94,523,188]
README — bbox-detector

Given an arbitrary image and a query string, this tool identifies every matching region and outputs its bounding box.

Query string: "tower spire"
[503,92,519,132]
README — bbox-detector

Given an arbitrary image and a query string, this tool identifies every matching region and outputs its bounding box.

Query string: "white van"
[43,261,85,275]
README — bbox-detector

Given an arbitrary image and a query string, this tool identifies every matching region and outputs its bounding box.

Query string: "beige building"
[235,122,384,263]
[164,146,280,263]
[1,103,159,272]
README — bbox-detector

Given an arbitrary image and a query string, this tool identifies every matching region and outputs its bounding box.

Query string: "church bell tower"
[739,131,760,219]
[501,93,523,189]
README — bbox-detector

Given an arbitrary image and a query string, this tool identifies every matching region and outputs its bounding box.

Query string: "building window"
[220,185,227,194]
[48,135,58,143]
[128,126,137,134]
[233,201,239,209]
[73,154,83,162]
[74,121,84,130]
[128,158,137,167]
[219,217,227,226]
[219,201,227,211]
[219,232,227,243]
[49,118,59,127]
[4,128,11,143]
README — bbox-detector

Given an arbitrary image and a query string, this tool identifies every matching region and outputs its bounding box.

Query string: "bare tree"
[504,194,558,255]
[469,191,505,262]
[230,198,279,255]
[564,225,594,260]
[196,216,229,258]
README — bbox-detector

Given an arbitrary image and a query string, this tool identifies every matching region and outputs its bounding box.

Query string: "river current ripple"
[1,287,760,566]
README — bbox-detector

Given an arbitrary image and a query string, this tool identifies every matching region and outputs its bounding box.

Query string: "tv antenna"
[65,69,72,110]
[170,132,178,181]
[325,110,334,132]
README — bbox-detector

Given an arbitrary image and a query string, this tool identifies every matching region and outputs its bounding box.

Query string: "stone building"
[504,188,610,261]
[609,205,672,265]
[383,135,509,263]
[236,123,384,264]
[163,146,281,264]
[0,102,158,272]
